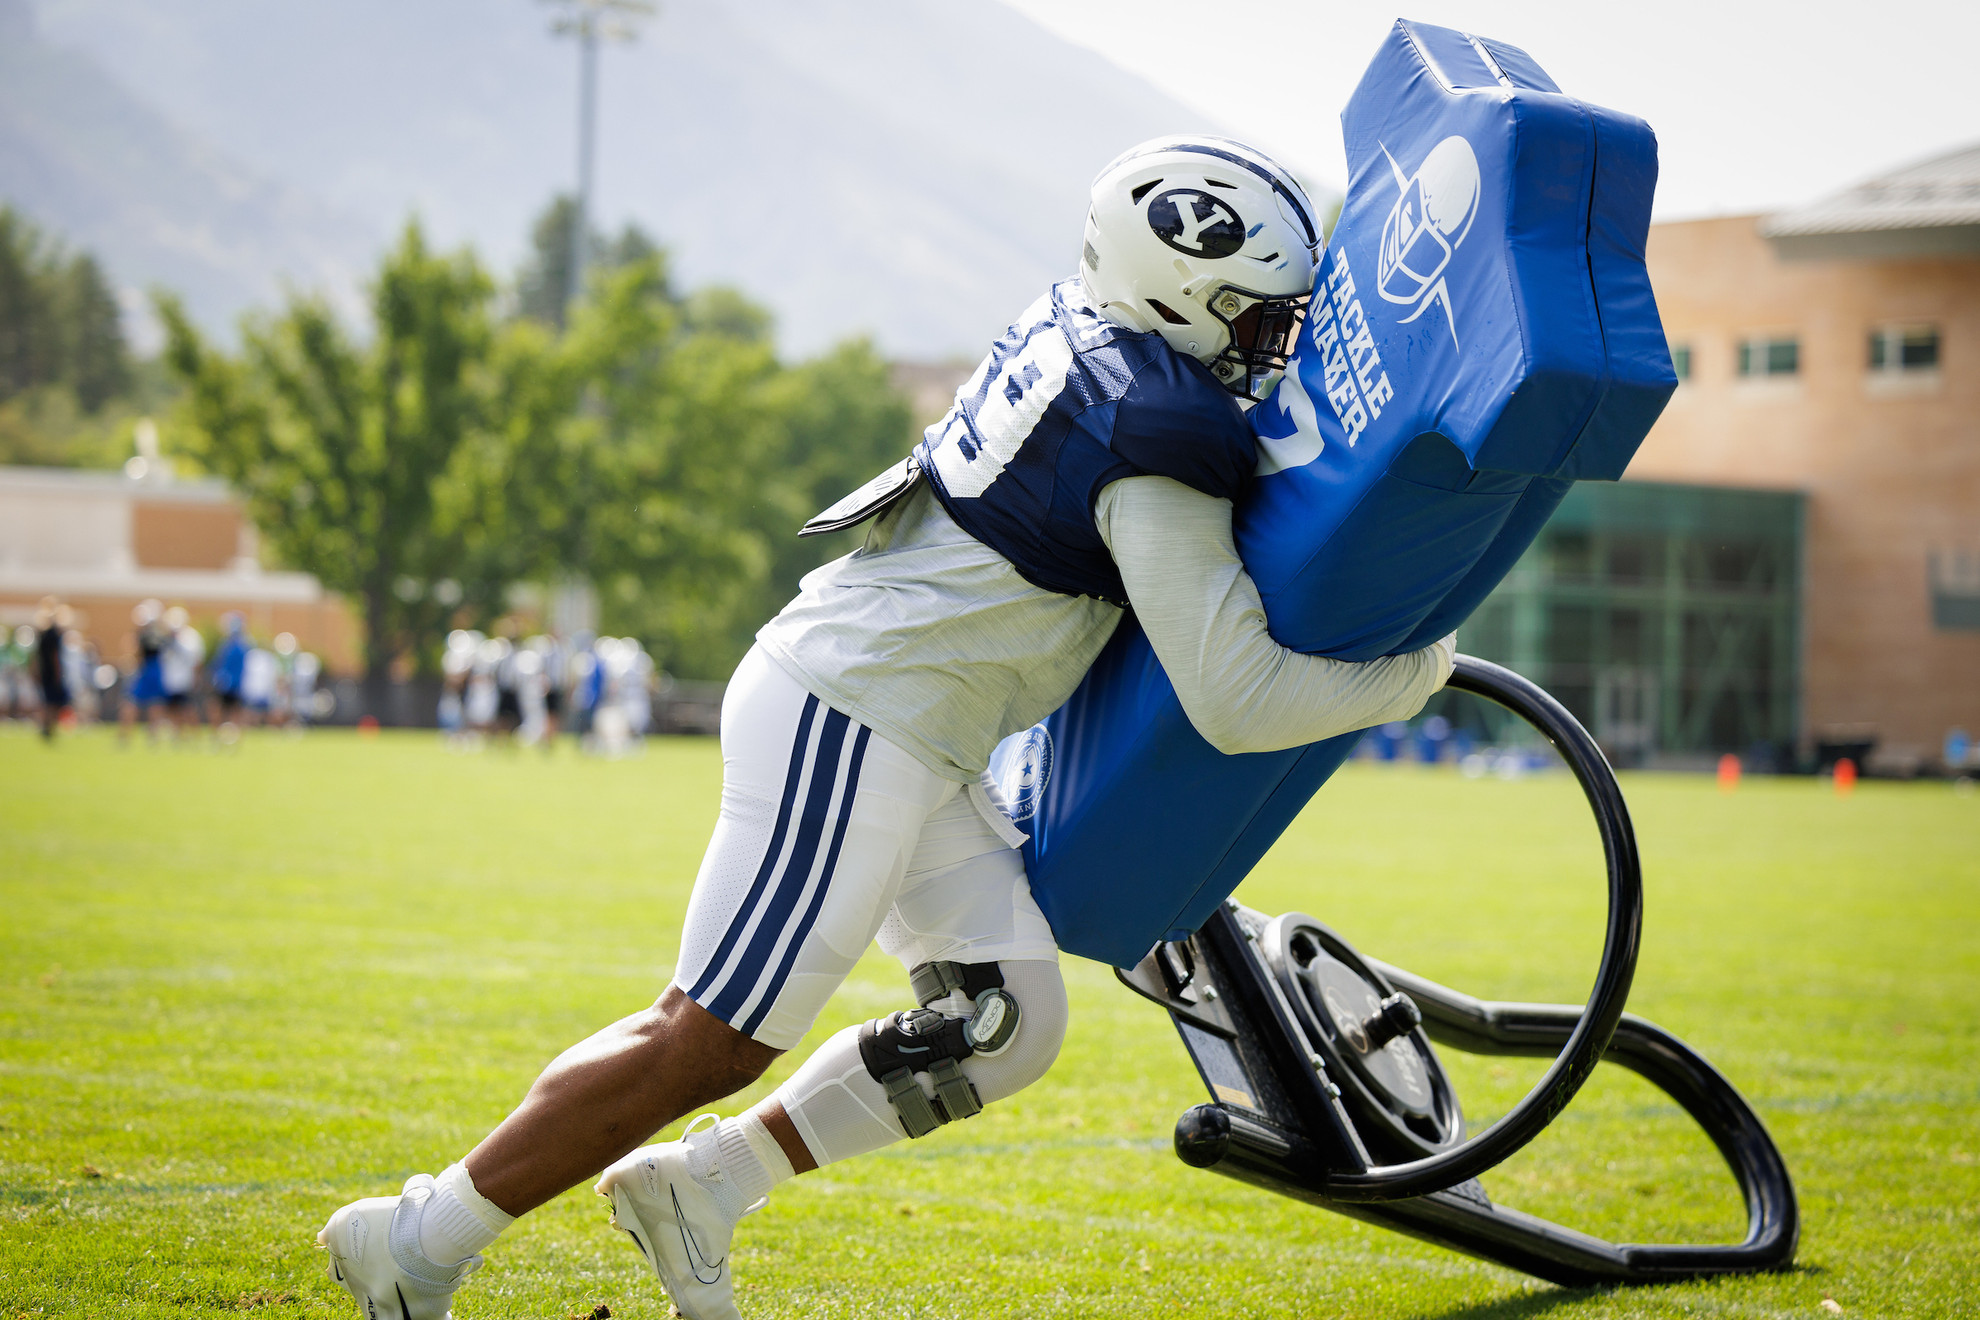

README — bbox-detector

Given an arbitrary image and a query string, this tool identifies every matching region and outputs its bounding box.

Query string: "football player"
[319,137,1455,1320]
[118,599,169,745]
[208,612,252,740]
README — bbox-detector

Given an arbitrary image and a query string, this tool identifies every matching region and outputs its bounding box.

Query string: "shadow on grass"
[1410,1262,1825,1319]
[1409,1289,1600,1320]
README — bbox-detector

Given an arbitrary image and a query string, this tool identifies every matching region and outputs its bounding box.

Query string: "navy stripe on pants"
[739,725,873,1036]
[705,707,853,1022]
[687,693,821,1003]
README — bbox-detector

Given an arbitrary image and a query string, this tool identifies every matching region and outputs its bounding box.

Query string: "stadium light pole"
[544,0,655,321]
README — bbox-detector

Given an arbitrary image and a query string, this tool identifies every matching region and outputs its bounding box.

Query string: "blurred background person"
[624,639,655,744]
[566,631,600,746]
[33,597,73,742]
[268,633,299,727]
[439,630,478,745]
[582,636,655,757]
[89,656,122,727]
[242,636,281,728]
[208,612,252,742]
[158,606,205,740]
[60,624,95,727]
[531,633,567,748]
[290,643,322,730]
[465,635,505,743]
[120,599,169,746]
[513,638,549,746]
[1,626,32,722]
[492,627,524,742]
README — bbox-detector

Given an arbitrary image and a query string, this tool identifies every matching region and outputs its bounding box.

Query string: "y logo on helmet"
[1375,136,1481,350]
[1146,189,1246,258]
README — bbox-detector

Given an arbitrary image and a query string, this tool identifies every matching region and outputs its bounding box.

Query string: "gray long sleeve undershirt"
[1095,474,1453,756]
[757,477,1450,783]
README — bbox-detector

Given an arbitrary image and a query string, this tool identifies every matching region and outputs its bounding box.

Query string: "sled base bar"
[1137,928,1799,1287]
[1181,1093,1791,1286]
[1363,962,1801,1283]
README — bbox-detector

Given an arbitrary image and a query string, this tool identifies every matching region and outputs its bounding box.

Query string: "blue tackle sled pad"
[989,20,1677,968]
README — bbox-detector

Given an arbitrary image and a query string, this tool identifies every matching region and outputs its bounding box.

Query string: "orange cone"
[1717,753,1741,793]
[1834,756,1857,797]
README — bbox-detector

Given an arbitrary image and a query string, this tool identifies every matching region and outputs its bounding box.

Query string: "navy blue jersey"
[914,279,1255,605]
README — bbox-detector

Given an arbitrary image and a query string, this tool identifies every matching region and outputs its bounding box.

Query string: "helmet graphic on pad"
[1376,135,1480,346]
[1080,136,1320,401]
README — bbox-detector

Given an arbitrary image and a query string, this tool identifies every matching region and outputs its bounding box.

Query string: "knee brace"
[858,960,1022,1138]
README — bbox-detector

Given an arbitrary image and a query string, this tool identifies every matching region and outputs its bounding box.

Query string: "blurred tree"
[683,286,773,343]
[754,337,913,613]
[0,209,57,400]
[516,195,584,328]
[0,207,132,408]
[483,256,796,677]
[584,337,915,676]
[0,207,139,466]
[502,198,916,678]
[160,222,495,685]
[52,252,131,411]
[516,193,670,329]
[160,207,918,686]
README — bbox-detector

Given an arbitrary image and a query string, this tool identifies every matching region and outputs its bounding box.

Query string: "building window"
[1669,343,1691,380]
[1737,337,1798,377]
[1931,549,1980,631]
[1868,324,1939,372]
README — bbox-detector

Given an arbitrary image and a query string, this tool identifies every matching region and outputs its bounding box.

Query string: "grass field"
[3,725,1976,1318]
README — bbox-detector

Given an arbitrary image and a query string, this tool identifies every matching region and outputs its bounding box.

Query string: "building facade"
[0,465,359,671]
[1459,145,1980,772]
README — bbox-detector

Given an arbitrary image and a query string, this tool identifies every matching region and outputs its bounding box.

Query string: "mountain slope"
[24,0,1279,355]
[0,0,374,339]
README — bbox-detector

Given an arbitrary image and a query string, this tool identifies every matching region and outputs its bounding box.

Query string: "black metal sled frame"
[1118,657,1799,1287]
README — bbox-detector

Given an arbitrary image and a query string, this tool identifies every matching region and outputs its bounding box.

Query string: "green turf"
[2,724,1975,1318]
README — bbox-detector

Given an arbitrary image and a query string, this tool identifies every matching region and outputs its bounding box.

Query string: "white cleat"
[595,1115,749,1320]
[317,1174,481,1320]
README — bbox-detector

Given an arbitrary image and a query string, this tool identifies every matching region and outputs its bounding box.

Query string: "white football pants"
[672,646,1067,1165]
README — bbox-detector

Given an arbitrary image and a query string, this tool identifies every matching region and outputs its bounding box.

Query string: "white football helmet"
[1080,136,1320,401]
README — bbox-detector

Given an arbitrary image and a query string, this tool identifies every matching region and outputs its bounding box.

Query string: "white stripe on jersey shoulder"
[931,298,1076,501]
[1056,278,1118,348]
[939,289,1054,420]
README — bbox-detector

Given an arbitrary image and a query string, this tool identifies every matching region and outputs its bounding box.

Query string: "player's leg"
[750,786,1066,1170]
[320,649,950,1320]
[591,654,962,1318]
[462,987,781,1215]
[389,652,920,1213]
[316,989,771,1320]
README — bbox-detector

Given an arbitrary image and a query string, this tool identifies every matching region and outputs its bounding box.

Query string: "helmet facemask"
[1204,285,1310,402]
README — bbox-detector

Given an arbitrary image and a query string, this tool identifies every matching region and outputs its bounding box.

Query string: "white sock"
[692,1111,795,1223]
[417,1163,514,1267]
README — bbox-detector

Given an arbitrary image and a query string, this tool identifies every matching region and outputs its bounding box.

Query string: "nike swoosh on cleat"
[395,1283,412,1320]
[671,1184,727,1285]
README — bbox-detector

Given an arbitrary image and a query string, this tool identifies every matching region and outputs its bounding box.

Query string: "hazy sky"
[999,1,1980,219]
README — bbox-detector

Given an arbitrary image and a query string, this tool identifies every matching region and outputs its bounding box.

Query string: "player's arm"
[1095,474,1453,756]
